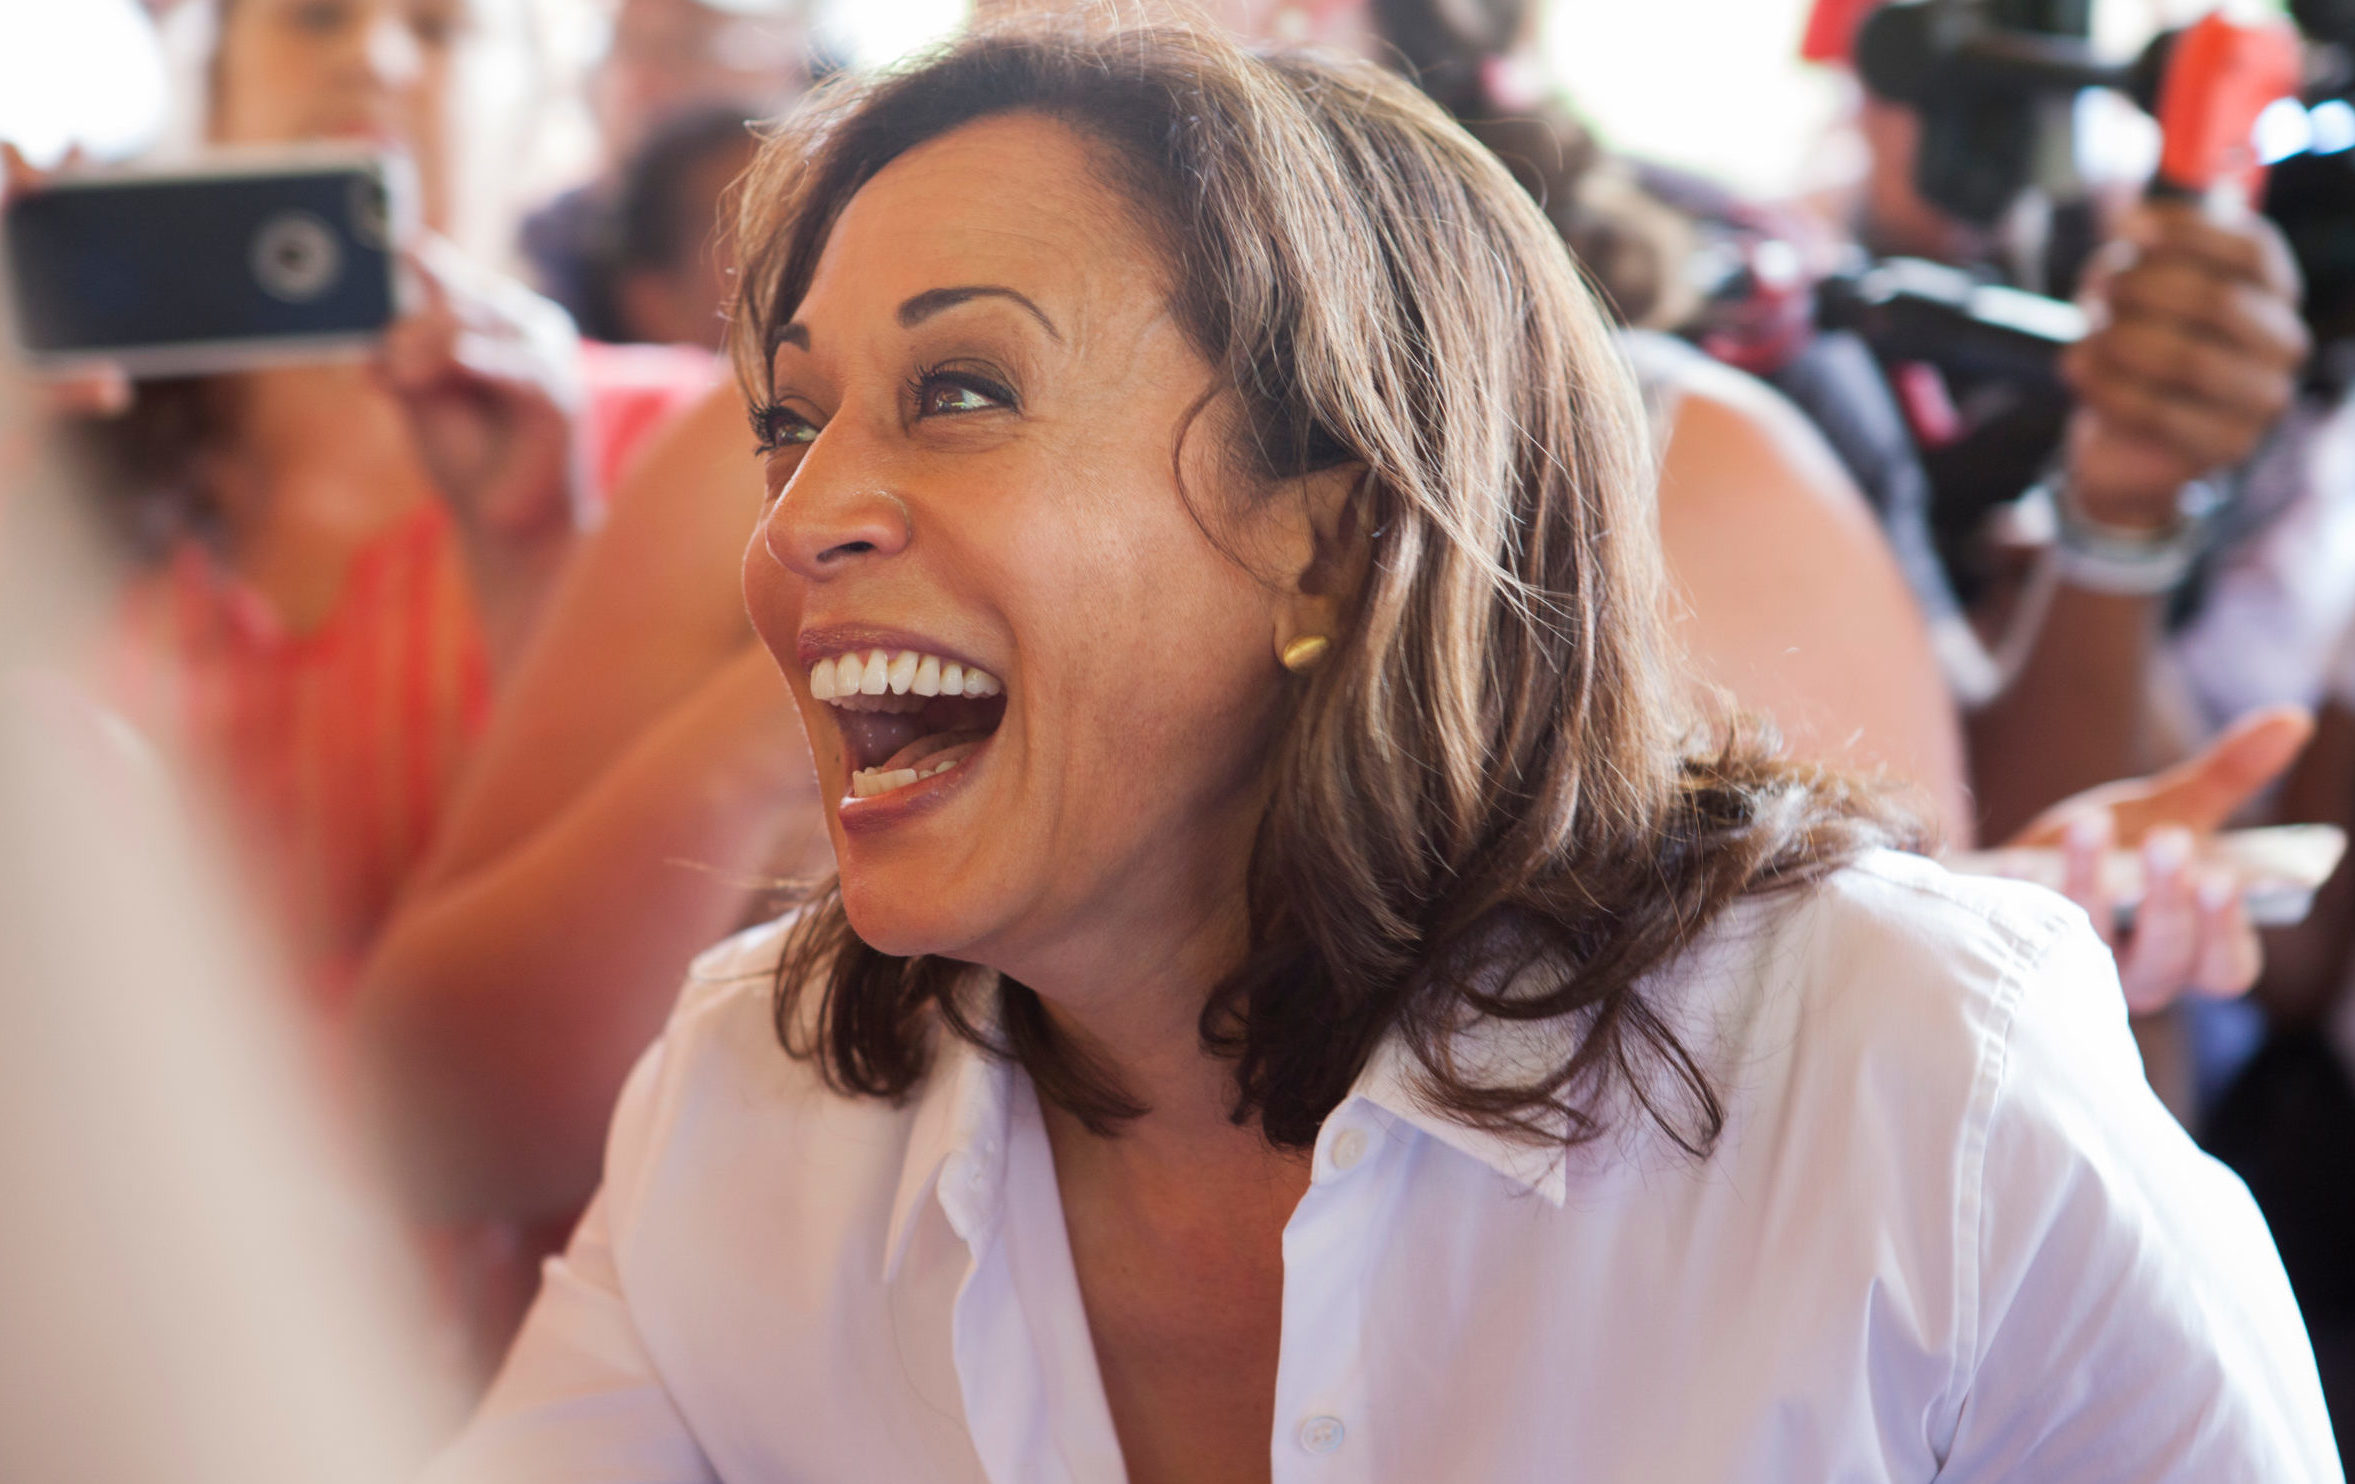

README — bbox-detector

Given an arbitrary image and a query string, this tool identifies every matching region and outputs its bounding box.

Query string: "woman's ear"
[1271,463,1372,661]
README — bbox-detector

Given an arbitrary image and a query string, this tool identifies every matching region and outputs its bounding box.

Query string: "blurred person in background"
[1359,0,2318,1136]
[15,0,713,1006]
[520,0,815,336]
[1827,2,2355,1446]
[569,102,761,347]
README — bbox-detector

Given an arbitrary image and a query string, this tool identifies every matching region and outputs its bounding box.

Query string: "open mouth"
[808,646,1007,801]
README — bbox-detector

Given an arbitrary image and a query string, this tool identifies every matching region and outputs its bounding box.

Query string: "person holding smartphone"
[12,0,711,1004]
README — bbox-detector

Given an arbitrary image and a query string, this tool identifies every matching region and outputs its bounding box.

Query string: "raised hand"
[375,237,585,546]
[2008,705,2314,1011]
[2059,203,2308,528]
[1,142,130,418]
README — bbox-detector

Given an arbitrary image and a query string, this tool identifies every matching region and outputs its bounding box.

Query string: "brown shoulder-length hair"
[730,22,1918,1157]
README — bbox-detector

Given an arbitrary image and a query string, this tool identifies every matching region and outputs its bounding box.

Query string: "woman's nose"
[760,477,914,581]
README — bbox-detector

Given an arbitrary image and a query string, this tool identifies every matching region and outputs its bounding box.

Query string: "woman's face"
[209,0,470,228]
[742,114,1302,976]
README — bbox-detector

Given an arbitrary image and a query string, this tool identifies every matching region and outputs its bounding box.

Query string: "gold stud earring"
[1279,634,1331,673]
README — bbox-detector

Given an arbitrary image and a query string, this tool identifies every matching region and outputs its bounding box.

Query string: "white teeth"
[809,647,1000,707]
[851,767,919,798]
[847,752,967,799]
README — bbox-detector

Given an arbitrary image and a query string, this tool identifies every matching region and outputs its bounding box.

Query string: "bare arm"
[356,382,815,1222]
[1966,586,2169,843]
[1654,365,1974,844]
[358,647,822,1221]
[415,381,769,886]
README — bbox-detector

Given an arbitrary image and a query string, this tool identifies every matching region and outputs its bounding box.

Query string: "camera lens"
[250,210,342,303]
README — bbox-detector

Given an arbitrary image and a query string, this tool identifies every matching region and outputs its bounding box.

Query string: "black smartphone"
[1,147,412,379]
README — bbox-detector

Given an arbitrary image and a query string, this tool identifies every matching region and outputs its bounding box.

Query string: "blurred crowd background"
[0,0,2241,243]
[6,0,2355,1476]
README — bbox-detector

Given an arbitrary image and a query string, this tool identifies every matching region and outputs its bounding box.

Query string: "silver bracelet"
[2042,474,2222,597]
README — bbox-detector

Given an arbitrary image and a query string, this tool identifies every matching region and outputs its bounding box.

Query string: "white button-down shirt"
[430,851,2339,1481]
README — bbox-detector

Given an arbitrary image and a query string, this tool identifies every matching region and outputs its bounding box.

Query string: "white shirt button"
[1330,1127,1369,1172]
[1297,1414,1346,1454]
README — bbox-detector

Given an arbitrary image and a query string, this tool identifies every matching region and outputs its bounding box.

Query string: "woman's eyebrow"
[768,285,1061,359]
[896,285,1063,341]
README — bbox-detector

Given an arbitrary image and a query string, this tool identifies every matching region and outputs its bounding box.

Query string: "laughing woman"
[429,25,2335,1483]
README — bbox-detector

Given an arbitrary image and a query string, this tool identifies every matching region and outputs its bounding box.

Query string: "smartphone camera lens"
[250,210,342,303]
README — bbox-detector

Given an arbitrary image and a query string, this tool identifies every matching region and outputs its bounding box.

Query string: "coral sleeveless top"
[110,343,718,1001]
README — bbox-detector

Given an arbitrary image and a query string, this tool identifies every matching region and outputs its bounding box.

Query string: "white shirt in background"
[428,850,2339,1482]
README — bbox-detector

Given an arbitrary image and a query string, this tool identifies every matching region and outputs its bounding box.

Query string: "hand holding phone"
[1964,708,2323,1012]
[1,146,130,416]
[376,238,585,547]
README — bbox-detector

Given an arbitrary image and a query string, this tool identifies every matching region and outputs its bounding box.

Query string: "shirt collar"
[879,981,1587,1283]
[1342,1017,1580,1207]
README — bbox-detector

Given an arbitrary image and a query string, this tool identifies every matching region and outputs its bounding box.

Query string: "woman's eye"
[912,369,1014,419]
[750,400,820,455]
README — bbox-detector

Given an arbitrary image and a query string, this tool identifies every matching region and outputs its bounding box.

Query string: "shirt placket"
[1271,1099,1394,1484]
[942,1134,1049,1484]
[942,1073,1128,1484]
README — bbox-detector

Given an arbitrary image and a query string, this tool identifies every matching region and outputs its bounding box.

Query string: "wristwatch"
[2038,473,2225,597]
